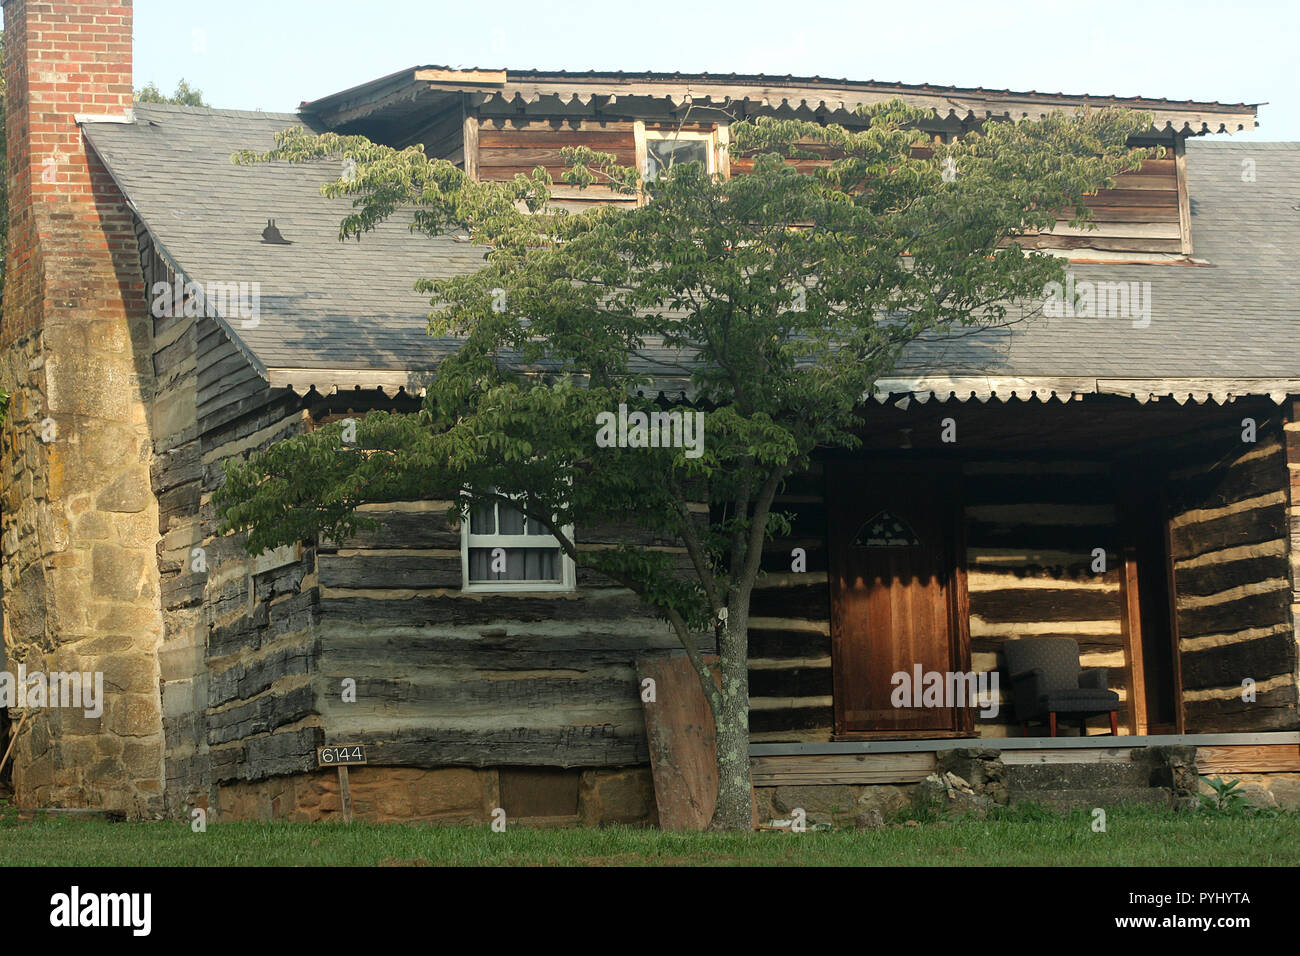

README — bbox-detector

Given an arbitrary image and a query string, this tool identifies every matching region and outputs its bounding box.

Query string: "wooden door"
[827,460,969,737]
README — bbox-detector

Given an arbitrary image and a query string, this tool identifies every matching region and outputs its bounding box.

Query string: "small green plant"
[1198,776,1251,815]
[893,790,944,825]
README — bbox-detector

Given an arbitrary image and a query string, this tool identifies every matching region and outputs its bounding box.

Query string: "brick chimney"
[1,0,164,814]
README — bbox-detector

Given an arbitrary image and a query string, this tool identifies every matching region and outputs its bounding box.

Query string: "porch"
[749,390,1300,752]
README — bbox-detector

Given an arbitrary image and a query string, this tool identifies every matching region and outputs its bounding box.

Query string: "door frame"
[826,457,973,740]
[1116,478,1185,735]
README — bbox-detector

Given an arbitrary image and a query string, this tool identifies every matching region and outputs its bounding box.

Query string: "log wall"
[314,500,710,769]
[963,460,1125,734]
[143,229,323,810]
[751,461,834,740]
[1165,415,1297,731]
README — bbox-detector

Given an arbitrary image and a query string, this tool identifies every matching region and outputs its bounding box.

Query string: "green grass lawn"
[1,803,1296,866]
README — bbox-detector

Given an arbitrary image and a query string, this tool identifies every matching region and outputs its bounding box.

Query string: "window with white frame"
[461,492,575,592]
[644,129,716,181]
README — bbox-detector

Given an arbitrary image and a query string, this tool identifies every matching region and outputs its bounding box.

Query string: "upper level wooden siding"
[730,137,1183,255]
[476,119,638,204]
[468,116,1187,254]
[478,123,637,177]
[1031,154,1184,254]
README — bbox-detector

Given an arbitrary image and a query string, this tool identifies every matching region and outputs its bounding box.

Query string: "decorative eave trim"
[466,85,1257,134]
[267,368,432,396]
[303,69,1259,136]
[871,376,1300,405]
[271,371,1300,407]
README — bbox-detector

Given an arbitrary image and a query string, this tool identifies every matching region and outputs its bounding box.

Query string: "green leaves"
[135,78,209,106]
[220,101,1152,633]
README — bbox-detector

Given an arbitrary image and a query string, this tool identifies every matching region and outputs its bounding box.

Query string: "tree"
[135,79,208,107]
[218,102,1155,830]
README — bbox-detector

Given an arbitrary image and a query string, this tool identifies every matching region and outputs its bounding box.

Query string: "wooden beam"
[1035,221,1183,240]
[1195,744,1300,773]
[1175,136,1192,255]
[337,765,354,823]
[1164,496,1187,734]
[633,120,647,206]
[1119,536,1149,735]
[750,751,936,785]
[638,656,723,831]
[462,104,480,181]
[714,123,730,179]
[416,68,507,86]
[1000,748,1137,765]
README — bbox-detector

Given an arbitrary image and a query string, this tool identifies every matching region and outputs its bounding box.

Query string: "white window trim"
[644,128,718,179]
[459,493,576,593]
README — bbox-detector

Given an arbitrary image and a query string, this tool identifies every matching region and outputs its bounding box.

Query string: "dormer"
[300,67,1259,261]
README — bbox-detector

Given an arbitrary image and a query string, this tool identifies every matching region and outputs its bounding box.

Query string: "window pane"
[646,138,708,181]
[469,501,496,535]
[526,514,555,536]
[469,547,561,582]
[498,501,527,534]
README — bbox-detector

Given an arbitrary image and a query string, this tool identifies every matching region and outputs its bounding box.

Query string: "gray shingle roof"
[83,103,486,391]
[83,105,1300,402]
[889,140,1300,399]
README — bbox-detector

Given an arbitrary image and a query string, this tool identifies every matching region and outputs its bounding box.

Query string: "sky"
[37,0,1300,139]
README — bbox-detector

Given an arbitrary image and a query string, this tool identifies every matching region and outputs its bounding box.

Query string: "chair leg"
[1109,711,1118,736]
[1049,712,1057,737]
[1021,722,1029,737]
[1080,716,1088,737]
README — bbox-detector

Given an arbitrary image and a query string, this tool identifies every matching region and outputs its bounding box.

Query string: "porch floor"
[750,732,1300,786]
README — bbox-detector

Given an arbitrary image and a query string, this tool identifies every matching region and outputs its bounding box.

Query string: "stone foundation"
[210,766,658,826]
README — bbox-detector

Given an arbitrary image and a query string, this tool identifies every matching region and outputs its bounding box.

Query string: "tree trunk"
[709,608,752,831]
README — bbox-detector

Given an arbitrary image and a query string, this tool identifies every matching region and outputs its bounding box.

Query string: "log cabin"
[2,0,1298,824]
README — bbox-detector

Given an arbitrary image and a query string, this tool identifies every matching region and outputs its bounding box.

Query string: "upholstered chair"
[1003,637,1121,736]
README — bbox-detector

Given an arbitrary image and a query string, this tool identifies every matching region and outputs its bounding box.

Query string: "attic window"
[644,130,714,181]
